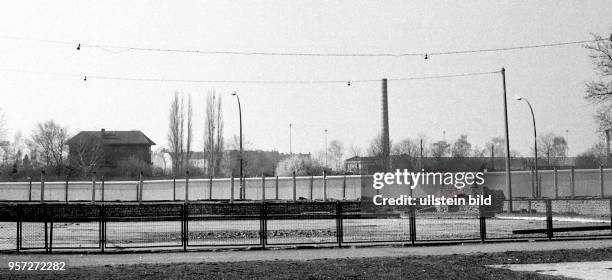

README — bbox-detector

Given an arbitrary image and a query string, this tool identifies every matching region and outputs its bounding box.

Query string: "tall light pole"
[324,129,328,167]
[289,123,292,155]
[231,92,243,199]
[516,95,539,198]
[565,129,569,156]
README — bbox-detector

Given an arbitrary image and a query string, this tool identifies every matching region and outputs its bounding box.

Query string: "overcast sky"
[0,1,611,157]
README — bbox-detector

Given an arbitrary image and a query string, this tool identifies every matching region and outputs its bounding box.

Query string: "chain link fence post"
[409,205,416,245]
[209,176,213,200]
[91,172,97,203]
[173,175,176,201]
[185,171,190,202]
[64,175,69,202]
[336,201,343,248]
[40,171,45,203]
[570,167,575,199]
[546,199,553,240]
[275,176,279,200]
[27,177,32,201]
[600,166,605,198]
[323,170,327,200]
[554,167,558,199]
[479,205,487,243]
[342,175,347,200]
[101,175,105,202]
[260,202,267,249]
[261,175,266,202]
[230,176,235,204]
[99,204,106,252]
[292,172,296,201]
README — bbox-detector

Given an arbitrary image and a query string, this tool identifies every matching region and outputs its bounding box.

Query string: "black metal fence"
[0,199,611,253]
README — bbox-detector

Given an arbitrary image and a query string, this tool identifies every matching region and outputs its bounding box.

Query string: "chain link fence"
[0,199,609,253]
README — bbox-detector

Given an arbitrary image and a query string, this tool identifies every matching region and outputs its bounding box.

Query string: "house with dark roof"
[67,129,156,175]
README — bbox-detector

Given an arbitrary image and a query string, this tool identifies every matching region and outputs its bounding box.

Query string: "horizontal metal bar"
[513,225,612,234]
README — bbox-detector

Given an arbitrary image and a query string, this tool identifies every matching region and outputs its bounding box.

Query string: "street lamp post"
[324,129,328,167]
[516,96,539,198]
[231,92,243,199]
[289,123,292,155]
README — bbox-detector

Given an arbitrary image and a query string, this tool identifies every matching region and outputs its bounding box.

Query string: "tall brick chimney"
[381,78,390,171]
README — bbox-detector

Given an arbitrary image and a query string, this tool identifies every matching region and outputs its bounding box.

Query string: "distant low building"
[344,156,379,174]
[158,150,308,177]
[67,129,156,175]
[345,155,577,174]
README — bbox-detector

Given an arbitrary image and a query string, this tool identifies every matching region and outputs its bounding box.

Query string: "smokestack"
[381,78,390,171]
[101,128,106,137]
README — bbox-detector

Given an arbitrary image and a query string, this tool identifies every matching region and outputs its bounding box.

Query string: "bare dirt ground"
[1,241,611,279]
[490,261,612,280]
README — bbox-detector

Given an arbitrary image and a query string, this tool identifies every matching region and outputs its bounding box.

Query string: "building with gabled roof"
[67,128,155,175]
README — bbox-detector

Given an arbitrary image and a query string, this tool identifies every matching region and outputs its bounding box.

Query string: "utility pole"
[501,68,513,212]
[289,123,292,155]
[419,138,423,170]
[491,144,495,170]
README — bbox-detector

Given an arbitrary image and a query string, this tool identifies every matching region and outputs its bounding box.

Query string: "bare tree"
[0,131,23,168]
[152,147,169,175]
[367,133,392,157]
[275,154,325,176]
[485,137,506,157]
[204,91,224,177]
[391,138,419,157]
[71,136,104,176]
[471,145,487,157]
[485,136,522,158]
[226,134,252,150]
[430,140,450,158]
[185,94,193,171]
[348,145,362,158]
[167,92,182,175]
[178,94,185,173]
[537,132,567,165]
[451,134,472,158]
[327,140,344,171]
[167,92,193,175]
[215,95,224,175]
[584,33,612,132]
[30,120,68,175]
[0,108,6,144]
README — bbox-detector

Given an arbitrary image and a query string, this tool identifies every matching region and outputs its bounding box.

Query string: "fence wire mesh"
[51,222,99,249]
[487,200,549,239]
[551,199,611,237]
[20,222,46,250]
[0,222,16,251]
[342,218,410,243]
[415,205,481,241]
